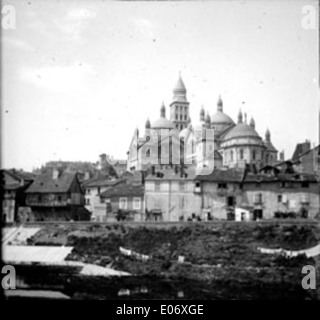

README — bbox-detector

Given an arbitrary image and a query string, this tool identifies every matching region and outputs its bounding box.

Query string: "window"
[100,198,105,204]
[180,196,186,209]
[254,193,262,203]
[133,197,141,210]
[252,150,256,160]
[57,195,62,202]
[301,181,309,188]
[240,149,244,160]
[277,195,282,203]
[218,183,227,189]
[176,115,178,120]
[185,115,187,120]
[97,187,101,194]
[87,188,91,195]
[180,182,186,191]
[180,115,183,120]
[231,150,234,161]
[119,197,127,209]
[155,181,160,191]
[86,198,90,205]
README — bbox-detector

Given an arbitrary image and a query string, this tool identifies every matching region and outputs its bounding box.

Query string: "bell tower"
[170,73,190,131]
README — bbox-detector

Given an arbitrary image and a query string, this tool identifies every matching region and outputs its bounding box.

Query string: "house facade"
[25,169,90,221]
[1,169,34,223]
[99,180,145,222]
[145,168,201,221]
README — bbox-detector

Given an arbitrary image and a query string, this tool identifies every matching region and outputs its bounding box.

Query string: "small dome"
[211,111,234,125]
[223,123,261,141]
[151,118,175,130]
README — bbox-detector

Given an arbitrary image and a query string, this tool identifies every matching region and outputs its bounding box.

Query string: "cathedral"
[127,74,278,173]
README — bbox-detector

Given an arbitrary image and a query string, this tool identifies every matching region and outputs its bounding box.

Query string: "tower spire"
[161,102,166,118]
[217,95,223,112]
[238,109,243,124]
[250,117,255,129]
[200,106,205,122]
[266,128,271,142]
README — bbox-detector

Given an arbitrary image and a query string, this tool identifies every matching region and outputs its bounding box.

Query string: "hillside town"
[2,75,320,225]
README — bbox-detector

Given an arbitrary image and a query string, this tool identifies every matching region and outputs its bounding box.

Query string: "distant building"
[82,175,122,218]
[291,140,320,175]
[127,74,279,173]
[145,167,200,221]
[99,177,145,222]
[25,168,90,221]
[1,169,35,223]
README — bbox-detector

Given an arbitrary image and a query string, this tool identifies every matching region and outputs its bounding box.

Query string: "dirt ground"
[26,221,320,299]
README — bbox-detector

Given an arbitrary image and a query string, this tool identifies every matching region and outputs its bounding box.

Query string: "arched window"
[252,150,256,160]
[240,149,244,160]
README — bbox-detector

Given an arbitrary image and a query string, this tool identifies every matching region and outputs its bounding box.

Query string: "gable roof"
[25,171,78,193]
[99,181,144,198]
[292,141,311,161]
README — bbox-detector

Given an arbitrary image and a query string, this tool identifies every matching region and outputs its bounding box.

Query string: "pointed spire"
[250,117,255,129]
[200,106,205,122]
[217,95,223,112]
[172,73,187,102]
[145,118,150,129]
[205,112,211,128]
[160,102,166,118]
[238,109,243,124]
[266,128,271,142]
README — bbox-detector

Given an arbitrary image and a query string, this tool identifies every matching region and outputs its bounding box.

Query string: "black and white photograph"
[1,0,320,304]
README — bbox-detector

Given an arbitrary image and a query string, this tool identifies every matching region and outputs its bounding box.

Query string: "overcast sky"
[2,0,319,171]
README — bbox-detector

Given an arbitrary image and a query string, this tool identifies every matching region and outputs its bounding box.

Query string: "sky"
[1,0,319,171]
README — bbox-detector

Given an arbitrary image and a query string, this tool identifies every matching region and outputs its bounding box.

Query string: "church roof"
[211,111,234,124]
[223,123,261,141]
[264,140,277,152]
[151,117,175,130]
[173,75,186,93]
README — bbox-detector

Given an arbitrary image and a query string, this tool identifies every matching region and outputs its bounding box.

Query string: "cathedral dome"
[151,117,175,130]
[211,111,234,125]
[151,102,176,130]
[223,123,261,141]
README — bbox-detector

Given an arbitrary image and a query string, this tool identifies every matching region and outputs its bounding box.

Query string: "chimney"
[52,167,60,180]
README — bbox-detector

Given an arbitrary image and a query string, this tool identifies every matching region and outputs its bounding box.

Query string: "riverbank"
[20,221,320,299]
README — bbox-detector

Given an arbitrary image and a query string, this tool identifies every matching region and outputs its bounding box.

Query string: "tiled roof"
[244,172,318,183]
[195,169,244,182]
[99,182,144,198]
[25,171,77,193]
[82,177,122,188]
[292,142,311,161]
